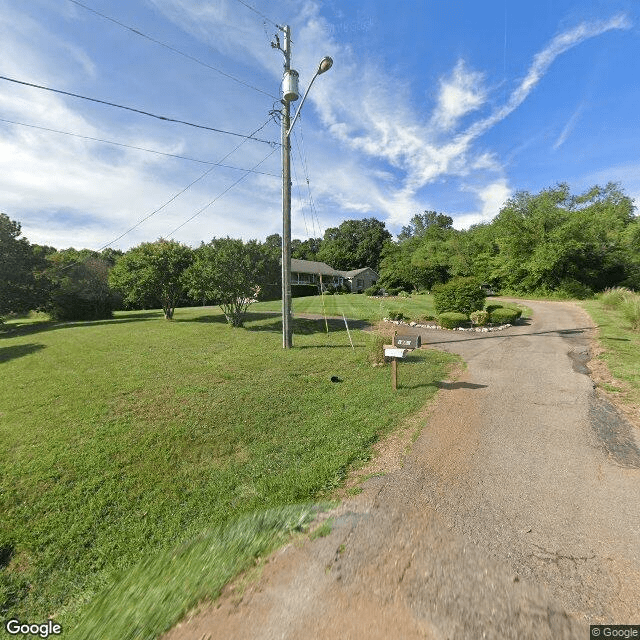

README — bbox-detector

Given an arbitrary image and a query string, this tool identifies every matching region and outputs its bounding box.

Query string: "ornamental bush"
[437,312,468,329]
[489,307,519,324]
[470,310,489,326]
[433,277,486,315]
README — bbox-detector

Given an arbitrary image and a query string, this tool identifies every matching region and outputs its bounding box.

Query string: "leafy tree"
[182,238,278,327]
[291,237,322,261]
[46,249,117,321]
[397,211,453,241]
[317,217,391,272]
[0,214,41,316]
[109,240,193,319]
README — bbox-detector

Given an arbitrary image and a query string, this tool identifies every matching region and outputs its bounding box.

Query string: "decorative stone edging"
[382,318,512,332]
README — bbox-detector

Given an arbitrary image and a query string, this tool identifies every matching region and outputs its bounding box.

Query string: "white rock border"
[382,318,512,332]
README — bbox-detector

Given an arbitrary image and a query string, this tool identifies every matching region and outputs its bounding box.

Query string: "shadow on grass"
[0,343,46,364]
[244,316,370,335]
[1,312,163,339]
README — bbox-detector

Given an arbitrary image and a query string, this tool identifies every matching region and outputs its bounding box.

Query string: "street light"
[279,25,332,349]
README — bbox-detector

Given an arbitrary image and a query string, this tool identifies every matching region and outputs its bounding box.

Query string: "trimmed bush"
[437,312,468,329]
[433,277,486,315]
[489,307,519,324]
[388,310,408,321]
[470,310,489,326]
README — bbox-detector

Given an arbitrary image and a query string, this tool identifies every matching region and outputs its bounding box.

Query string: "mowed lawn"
[0,303,457,637]
[257,291,438,321]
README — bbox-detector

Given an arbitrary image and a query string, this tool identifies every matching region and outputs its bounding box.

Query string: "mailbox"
[393,334,421,349]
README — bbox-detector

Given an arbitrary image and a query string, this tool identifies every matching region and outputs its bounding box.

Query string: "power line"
[232,0,280,28]
[99,118,277,250]
[67,0,278,100]
[293,123,323,238]
[166,146,278,237]
[0,75,278,145]
[0,117,279,176]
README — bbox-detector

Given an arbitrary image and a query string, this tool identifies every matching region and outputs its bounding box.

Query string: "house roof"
[340,267,378,278]
[290,259,342,276]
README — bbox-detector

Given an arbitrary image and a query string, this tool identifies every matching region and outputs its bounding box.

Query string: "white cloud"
[431,60,487,132]
[553,102,584,150]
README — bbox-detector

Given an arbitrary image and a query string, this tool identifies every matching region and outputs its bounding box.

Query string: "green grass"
[0,305,458,638]
[256,292,437,322]
[581,294,640,407]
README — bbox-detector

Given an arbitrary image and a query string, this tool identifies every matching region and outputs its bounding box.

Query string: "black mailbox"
[393,334,421,349]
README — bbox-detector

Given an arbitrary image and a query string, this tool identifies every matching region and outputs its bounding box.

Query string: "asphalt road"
[164,300,640,640]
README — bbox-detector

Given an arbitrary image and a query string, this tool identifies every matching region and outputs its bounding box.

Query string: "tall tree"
[109,240,193,319]
[182,238,278,327]
[0,213,41,316]
[46,249,117,321]
[317,217,391,272]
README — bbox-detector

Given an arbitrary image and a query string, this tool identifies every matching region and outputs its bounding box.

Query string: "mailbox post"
[383,332,422,390]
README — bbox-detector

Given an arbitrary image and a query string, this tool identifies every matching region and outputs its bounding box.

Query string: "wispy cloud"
[553,102,585,149]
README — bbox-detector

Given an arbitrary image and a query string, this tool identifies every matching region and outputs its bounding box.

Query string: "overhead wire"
[0,117,279,176]
[0,75,278,145]
[232,0,280,29]
[166,145,278,238]
[100,117,277,251]
[293,120,323,238]
[67,0,278,100]
[290,142,311,239]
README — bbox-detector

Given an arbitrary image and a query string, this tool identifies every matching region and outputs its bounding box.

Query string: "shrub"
[397,290,410,298]
[367,334,386,365]
[437,312,468,329]
[385,287,401,296]
[364,285,380,296]
[489,307,519,324]
[433,277,486,315]
[470,310,489,326]
[556,279,594,300]
[600,287,632,309]
[621,294,640,331]
[418,314,437,323]
[388,310,408,321]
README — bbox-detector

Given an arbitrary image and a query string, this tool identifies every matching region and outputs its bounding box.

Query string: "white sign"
[384,348,408,358]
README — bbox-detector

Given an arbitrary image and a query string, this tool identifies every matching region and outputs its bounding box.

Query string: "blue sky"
[1,0,638,250]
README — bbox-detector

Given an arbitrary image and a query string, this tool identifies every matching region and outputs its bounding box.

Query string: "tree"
[291,237,322,261]
[0,213,41,316]
[317,217,391,272]
[46,249,117,321]
[397,211,453,241]
[109,240,193,319]
[182,238,278,327]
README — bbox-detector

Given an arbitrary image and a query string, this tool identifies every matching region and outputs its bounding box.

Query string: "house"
[341,267,379,293]
[290,259,379,292]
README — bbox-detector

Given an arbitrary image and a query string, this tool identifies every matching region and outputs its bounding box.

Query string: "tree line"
[1,182,638,326]
[379,182,639,297]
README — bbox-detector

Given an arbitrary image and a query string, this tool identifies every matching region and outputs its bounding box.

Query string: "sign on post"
[384,332,422,391]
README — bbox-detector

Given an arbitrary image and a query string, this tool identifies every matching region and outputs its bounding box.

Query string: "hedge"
[437,312,469,329]
[489,307,519,324]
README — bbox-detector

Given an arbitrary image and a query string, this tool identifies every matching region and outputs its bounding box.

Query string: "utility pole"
[273,26,331,349]
[280,25,294,349]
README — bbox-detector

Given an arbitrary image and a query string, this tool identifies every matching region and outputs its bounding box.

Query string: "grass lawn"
[580,297,640,407]
[0,305,458,638]
[256,291,438,322]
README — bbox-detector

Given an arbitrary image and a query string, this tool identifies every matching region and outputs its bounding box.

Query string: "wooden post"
[392,357,397,390]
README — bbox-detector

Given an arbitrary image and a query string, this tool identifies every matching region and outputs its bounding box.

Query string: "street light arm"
[287,71,319,136]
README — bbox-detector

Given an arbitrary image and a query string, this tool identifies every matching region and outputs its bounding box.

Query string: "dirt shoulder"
[163,300,639,640]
